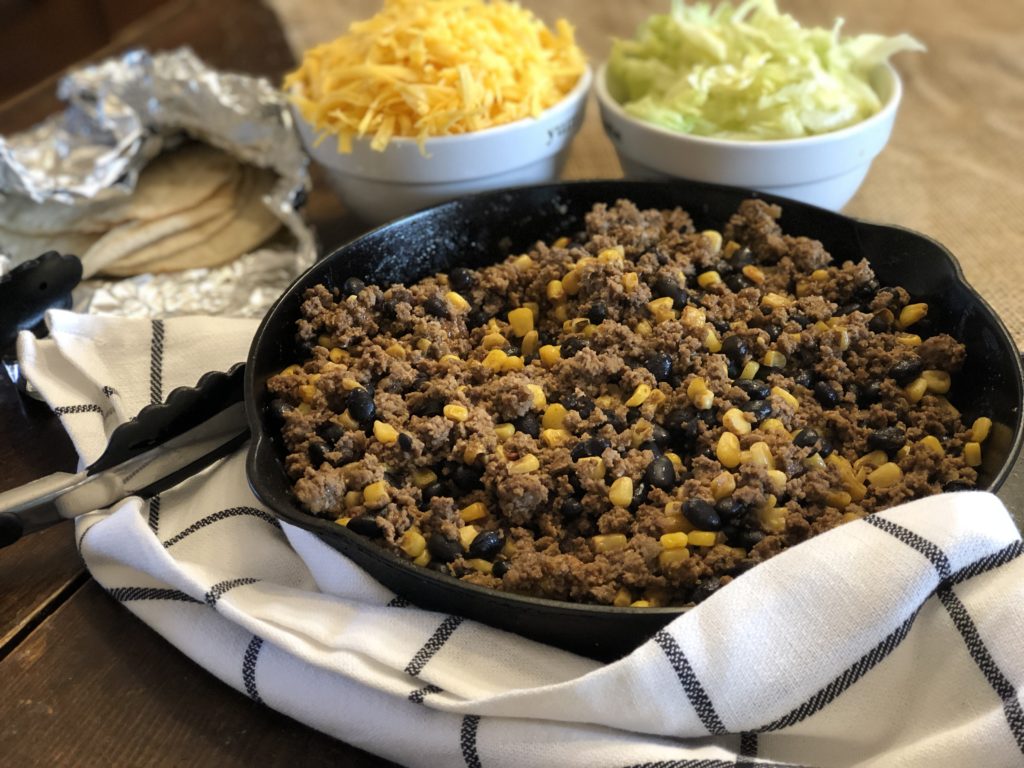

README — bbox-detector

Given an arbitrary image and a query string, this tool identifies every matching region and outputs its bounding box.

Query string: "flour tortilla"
[0,143,240,236]
[100,166,281,277]
[80,167,243,278]
[0,226,99,264]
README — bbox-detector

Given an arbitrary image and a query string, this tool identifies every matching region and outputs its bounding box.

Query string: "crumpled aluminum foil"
[0,48,315,318]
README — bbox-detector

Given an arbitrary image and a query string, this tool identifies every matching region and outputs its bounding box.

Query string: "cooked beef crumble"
[267,199,989,607]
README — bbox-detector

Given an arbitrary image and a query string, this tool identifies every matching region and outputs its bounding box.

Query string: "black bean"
[890,359,923,385]
[737,529,765,548]
[730,559,760,576]
[492,560,510,578]
[587,301,608,325]
[720,335,749,364]
[561,497,584,518]
[731,246,755,267]
[268,398,292,422]
[644,456,676,490]
[412,396,444,417]
[569,442,589,461]
[346,516,382,538]
[626,406,642,423]
[741,399,773,422]
[943,481,972,493]
[856,381,883,406]
[817,439,834,459]
[683,499,722,531]
[307,440,329,466]
[604,412,626,432]
[421,482,445,503]
[645,352,673,383]
[690,577,722,604]
[347,388,376,424]
[451,463,483,490]
[814,381,842,407]
[868,426,907,454]
[838,302,861,316]
[342,276,366,296]
[793,427,820,448]
[317,421,345,445]
[630,481,649,510]
[562,393,594,419]
[514,412,540,438]
[398,433,413,451]
[868,312,892,333]
[764,324,783,342]
[425,295,449,318]
[380,299,398,319]
[427,533,462,563]
[651,424,671,448]
[560,337,587,358]
[794,370,815,389]
[790,314,811,328]
[725,274,752,292]
[466,308,489,329]
[715,497,746,519]
[449,267,476,292]
[586,436,610,456]
[653,275,688,309]
[698,407,719,426]
[468,530,503,559]
[736,379,771,400]
[665,407,699,446]
[639,440,663,455]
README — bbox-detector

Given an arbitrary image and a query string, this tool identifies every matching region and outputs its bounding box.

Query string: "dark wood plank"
[0,580,394,767]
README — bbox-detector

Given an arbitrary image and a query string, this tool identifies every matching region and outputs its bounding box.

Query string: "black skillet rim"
[244,178,1024,623]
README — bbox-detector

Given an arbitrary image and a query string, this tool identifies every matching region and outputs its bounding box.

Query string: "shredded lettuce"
[606,0,924,140]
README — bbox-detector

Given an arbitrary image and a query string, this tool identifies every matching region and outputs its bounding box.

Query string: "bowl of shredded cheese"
[284,0,589,224]
[595,0,924,210]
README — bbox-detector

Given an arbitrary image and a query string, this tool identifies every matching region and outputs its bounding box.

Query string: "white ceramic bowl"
[293,67,592,225]
[594,62,902,211]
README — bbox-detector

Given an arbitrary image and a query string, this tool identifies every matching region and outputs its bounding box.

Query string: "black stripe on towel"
[404,615,464,677]
[243,635,264,704]
[205,577,260,607]
[108,586,201,604]
[752,532,1024,733]
[654,629,726,735]
[54,404,104,416]
[102,385,117,398]
[939,587,1024,754]
[735,731,759,767]
[147,495,161,534]
[460,714,482,768]
[162,506,280,548]
[408,684,443,704]
[387,596,411,608]
[863,515,951,579]
[149,318,164,405]
[622,760,781,768]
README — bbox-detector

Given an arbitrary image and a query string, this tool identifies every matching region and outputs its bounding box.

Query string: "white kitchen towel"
[17,309,1024,768]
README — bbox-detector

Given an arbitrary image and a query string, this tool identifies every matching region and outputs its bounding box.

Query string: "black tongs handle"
[0,251,83,353]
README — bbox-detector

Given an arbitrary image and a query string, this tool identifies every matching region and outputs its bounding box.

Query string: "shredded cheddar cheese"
[283,0,586,152]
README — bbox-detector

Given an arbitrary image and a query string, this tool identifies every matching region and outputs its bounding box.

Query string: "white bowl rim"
[594,60,902,149]
[292,65,593,150]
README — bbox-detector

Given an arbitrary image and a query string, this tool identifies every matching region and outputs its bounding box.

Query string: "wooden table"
[0,1,1021,765]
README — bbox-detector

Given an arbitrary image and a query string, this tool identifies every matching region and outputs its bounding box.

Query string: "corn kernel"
[635,320,653,336]
[415,338,431,353]
[624,383,652,408]
[811,269,830,282]
[574,457,605,481]
[701,229,723,253]
[619,271,638,292]
[762,292,792,309]
[298,384,316,402]
[710,471,736,500]
[965,442,982,467]
[465,558,493,575]
[717,432,742,468]
[502,355,525,372]
[458,525,479,550]
[970,417,993,443]
[280,364,302,376]
[519,330,539,358]
[762,350,787,368]
[512,254,534,270]
[767,469,788,494]
[803,453,827,471]
[563,269,583,296]
[659,532,689,550]
[509,454,539,475]
[543,403,568,429]
[460,502,488,522]
[339,409,360,430]
[687,377,708,401]
[681,306,706,327]
[918,435,944,456]
[647,296,676,323]
[598,246,624,265]
[700,327,720,353]
[697,270,722,288]
[630,600,651,608]
[742,264,766,284]
[363,481,389,505]
[613,587,633,607]
[411,469,437,488]
[688,530,717,547]
[541,428,571,447]
[748,441,774,469]
[440,354,460,365]
[922,370,951,394]
[867,462,903,488]
[592,533,628,553]
[761,418,789,436]
[905,377,928,404]
[328,347,345,363]
[400,528,427,558]
[895,333,922,347]
[446,291,470,313]
[739,361,760,380]
[722,407,752,436]
[539,345,561,367]
[443,404,469,422]
[373,420,399,444]
[412,550,431,567]
[758,507,787,534]
[482,332,507,350]
[344,490,362,509]
[772,386,799,410]
[482,349,508,371]
[609,477,634,508]
[658,548,690,569]
[546,279,565,302]
[336,516,352,527]
[897,303,928,329]
[854,450,888,471]
[489,423,513,442]
[317,334,332,348]
[503,307,532,337]
[665,452,684,474]
[825,490,852,509]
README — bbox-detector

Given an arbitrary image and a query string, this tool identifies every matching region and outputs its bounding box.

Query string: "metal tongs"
[0,364,249,548]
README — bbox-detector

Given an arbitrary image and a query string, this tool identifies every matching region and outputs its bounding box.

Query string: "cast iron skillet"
[245,180,1024,661]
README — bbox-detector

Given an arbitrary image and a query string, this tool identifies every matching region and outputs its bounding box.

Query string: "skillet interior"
[245,180,1024,661]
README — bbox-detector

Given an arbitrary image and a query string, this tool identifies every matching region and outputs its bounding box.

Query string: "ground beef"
[267,199,988,608]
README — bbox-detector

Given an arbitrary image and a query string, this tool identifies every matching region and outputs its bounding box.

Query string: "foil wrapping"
[0,48,314,318]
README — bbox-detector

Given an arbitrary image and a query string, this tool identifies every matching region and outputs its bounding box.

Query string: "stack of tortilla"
[0,143,281,278]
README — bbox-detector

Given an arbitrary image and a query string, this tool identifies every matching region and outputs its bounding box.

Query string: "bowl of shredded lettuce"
[596,0,924,209]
